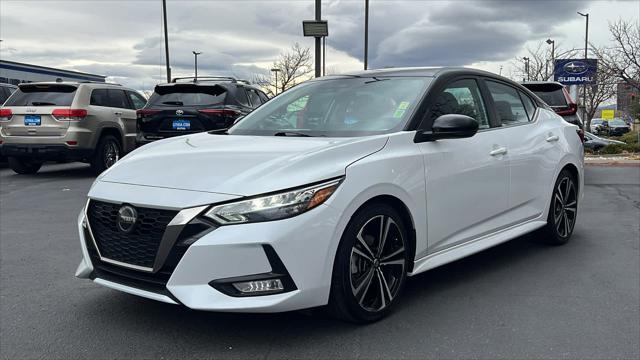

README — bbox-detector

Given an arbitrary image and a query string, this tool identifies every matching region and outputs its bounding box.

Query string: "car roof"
[328,66,503,78]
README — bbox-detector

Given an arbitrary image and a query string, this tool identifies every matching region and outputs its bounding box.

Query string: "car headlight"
[203,178,343,225]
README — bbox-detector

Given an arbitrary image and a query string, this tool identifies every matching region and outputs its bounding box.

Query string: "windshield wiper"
[274,131,317,137]
[162,101,184,106]
[30,102,56,106]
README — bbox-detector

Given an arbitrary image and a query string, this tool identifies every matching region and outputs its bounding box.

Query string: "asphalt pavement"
[1,163,638,359]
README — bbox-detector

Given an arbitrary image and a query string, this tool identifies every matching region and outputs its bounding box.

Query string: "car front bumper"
[76,189,343,313]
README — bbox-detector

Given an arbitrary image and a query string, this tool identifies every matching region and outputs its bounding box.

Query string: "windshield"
[229,76,431,137]
[591,119,603,125]
[148,84,227,107]
[609,119,626,126]
[5,84,77,106]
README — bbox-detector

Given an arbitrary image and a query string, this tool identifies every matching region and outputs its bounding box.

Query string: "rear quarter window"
[5,84,77,106]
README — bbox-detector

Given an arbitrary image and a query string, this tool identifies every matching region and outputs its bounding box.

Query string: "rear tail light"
[0,108,12,121]
[52,109,87,121]
[576,129,585,143]
[136,109,160,119]
[198,109,240,116]
[556,87,578,116]
[556,103,578,116]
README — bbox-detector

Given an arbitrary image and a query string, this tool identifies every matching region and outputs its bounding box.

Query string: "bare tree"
[254,43,313,97]
[583,62,618,128]
[511,43,580,82]
[591,19,640,91]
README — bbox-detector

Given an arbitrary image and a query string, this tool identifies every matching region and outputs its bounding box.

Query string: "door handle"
[114,111,123,116]
[490,147,508,156]
[546,135,559,142]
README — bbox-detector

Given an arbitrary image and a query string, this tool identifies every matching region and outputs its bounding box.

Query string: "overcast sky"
[1,0,638,91]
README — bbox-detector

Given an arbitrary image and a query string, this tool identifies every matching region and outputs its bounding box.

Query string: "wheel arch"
[338,193,418,273]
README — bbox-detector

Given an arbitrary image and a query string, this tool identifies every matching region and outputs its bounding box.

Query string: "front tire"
[329,203,409,323]
[91,135,121,174]
[539,169,578,245]
[8,157,42,174]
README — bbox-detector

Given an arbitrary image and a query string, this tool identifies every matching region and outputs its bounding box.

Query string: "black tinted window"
[5,84,77,106]
[236,88,250,107]
[90,89,110,106]
[148,84,227,107]
[258,91,269,103]
[0,88,9,104]
[247,89,262,107]
[532,89,567,107]
[108,89,130,109]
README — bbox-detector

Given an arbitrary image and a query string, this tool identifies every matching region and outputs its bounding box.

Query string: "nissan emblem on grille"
[117,205,137,233]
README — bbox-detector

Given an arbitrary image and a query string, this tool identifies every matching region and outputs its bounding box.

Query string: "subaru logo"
[563,61,588,75]
[117,205,137,233]
[176,110,184,116]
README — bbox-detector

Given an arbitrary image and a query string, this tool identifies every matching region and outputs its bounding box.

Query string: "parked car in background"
[136,77,268,146]
[0,83,18,104]
[590,118,604,133]
[76,67,583,323]
[607,118,631,136]
[522,81,583,128]
[0,81,147,174]
[583,131,625,151]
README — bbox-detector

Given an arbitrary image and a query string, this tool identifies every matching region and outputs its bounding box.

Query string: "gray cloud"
[0,0,620,91]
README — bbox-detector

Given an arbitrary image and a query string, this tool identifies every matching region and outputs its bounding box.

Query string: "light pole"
[192,51,202,81]
[364,0,369,70]
[522,57,530,81]
[546,38,555,80]
[271,68,281,95]
[578,11,589,128]
[162,0,171,82]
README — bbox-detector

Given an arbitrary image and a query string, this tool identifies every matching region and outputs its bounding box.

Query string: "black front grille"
[87,200,178,268]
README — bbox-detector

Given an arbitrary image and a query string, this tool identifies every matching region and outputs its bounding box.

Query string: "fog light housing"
[232,279,284,294]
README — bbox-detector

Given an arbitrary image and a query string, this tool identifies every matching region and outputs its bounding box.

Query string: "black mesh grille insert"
[87,200,178,268]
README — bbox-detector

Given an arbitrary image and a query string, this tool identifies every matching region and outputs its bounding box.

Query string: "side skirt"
[409,220,547,276]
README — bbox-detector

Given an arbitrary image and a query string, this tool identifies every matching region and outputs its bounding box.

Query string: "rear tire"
[91,135,121,174]
[539,169,578,245]
[328,203,409,323]
[8,157,42,174]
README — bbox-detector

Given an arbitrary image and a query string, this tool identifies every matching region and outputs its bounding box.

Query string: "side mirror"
[414,114,479,143]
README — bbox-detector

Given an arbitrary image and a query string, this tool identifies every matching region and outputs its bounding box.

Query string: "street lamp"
[364,0,369,70]
[546,38,555,80]
[271,68,281,95]
[522,57,530,81]
[302,0,327,78]
[192,51,202,81]
[578,11,589,128]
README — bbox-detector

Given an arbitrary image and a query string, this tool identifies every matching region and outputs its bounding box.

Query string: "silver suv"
[0,81,147,174]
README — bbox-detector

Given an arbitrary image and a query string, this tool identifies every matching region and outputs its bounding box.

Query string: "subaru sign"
[554,59,598,85]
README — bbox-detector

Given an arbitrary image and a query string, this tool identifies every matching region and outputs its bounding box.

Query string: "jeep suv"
[0,81,147,174]
[136,77,268,145]
[0,83,18,104]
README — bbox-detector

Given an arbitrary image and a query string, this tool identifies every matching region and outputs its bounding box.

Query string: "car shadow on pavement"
[1,162,96,180]
[75,231,566,352]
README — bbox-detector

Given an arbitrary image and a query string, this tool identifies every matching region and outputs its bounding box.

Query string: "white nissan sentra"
[76,67,583,323]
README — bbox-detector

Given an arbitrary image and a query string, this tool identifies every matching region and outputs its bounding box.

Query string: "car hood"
[99,133,388,196]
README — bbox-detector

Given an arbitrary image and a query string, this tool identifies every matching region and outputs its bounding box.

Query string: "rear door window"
[108,89,130,109]
[148,84,227,107]
[90,89,110,107]
[486,81,530,125]
[5,84,77,106]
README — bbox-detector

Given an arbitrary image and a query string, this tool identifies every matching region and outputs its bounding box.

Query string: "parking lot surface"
[1,163,638,359]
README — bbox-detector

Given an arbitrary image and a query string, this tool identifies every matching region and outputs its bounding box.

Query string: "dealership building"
[0,60,106,85]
